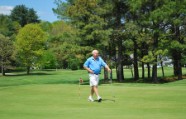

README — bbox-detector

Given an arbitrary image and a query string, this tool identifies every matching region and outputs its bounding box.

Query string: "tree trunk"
[1,59,5,76]
[1,65,5,76]
[142,62,145,79]
[160,61,165,77]
[1,60,2,75]
[147,63,151,79]
[131,65,134,78]
[172,52,182,80]
[141,43,146,80]
[152,63,158,83]
[27,66,30,75]
[2,68,5,76]
[133,40,139,80]
[173,59,182,80]
[116,39,124,82]
[172,26,182,80]
[114,0,124,82]
[152,31,159,83]
[177,60,182,80]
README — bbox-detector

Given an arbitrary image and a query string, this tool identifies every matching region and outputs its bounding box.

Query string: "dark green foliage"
[0,14,20,38]
[69,59,79,70]
[10,5,39,27]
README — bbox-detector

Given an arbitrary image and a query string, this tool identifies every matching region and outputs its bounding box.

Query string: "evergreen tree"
[10,5,39,27]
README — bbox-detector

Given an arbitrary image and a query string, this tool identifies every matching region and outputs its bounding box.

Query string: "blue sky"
[0,0,65,22]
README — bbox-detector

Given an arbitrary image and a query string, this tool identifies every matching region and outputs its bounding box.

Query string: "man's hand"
[107,68,111,73]
[89,69,94,74]
[105,65,111,73]
[84,66,94,74]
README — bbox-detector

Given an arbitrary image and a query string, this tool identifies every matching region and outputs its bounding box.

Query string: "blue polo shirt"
[83,56,106,74]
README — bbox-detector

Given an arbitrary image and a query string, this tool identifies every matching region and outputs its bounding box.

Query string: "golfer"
[84,50,111,102]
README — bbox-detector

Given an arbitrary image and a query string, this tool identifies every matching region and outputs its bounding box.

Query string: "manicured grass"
[0,68,186,119]
[0,82,186,119]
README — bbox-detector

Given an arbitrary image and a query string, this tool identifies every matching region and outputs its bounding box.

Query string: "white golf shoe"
[88,96,94,102]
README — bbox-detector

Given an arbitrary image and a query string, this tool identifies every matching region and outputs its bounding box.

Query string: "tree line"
[0,1,186,83]
[0,4,92,75]
[53,0,186,82]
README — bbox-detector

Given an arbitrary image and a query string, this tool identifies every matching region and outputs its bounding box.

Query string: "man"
[83,50,111,102]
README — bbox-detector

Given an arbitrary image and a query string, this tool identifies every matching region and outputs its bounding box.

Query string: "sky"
[0,0,65,22]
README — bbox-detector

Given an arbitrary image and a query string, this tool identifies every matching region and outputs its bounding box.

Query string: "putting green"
[0,80,186,119]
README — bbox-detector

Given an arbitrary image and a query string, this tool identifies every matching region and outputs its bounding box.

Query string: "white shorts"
[89,74,99,87]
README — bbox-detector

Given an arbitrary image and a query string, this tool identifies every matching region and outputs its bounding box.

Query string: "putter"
[110,69,115,102]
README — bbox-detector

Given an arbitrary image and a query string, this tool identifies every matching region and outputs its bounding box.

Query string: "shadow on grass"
[78,77,178,86]
[94,99,116,103]
[99,76,186,85]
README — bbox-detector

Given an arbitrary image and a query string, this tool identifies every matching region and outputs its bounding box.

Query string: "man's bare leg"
[88,87,94,102]
[92,86,99,97]
[93,86,102,102]
[90,87,94,97]
[89,86,99,98]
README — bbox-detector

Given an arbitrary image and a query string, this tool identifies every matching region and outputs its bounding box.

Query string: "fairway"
[0,69,186,119]
[1,0,186,118]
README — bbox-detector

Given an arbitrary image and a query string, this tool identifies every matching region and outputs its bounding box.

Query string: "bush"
[69,59,80,70]
[70,61,78,70]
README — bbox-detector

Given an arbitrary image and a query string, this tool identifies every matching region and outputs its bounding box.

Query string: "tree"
[27,8,39,23]
[10,5,39,27]
[124,22,140,81]
[53,0,186,82]
[48,21,92,69]
[0,34,14,76]
[165,0,186,80]
[0,15,11,36]
[53,0,112,70]
[38,50,57,69]
[15,24,47,74]
[0,14,21,38]
[108,0,129,82]
[128,0,171,82]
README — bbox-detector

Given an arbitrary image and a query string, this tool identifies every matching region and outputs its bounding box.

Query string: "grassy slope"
[0,68,186,119]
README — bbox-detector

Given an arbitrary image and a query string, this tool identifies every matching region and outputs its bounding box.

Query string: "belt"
[94,73,100,75]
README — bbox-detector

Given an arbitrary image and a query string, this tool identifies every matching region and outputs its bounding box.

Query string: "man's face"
[93,51,99,59]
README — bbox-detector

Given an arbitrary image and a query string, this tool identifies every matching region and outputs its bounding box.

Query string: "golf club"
[78,77,83,99]
[110,69,115,102]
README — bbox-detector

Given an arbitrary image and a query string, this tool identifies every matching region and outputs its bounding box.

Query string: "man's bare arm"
[105,65,111,73]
